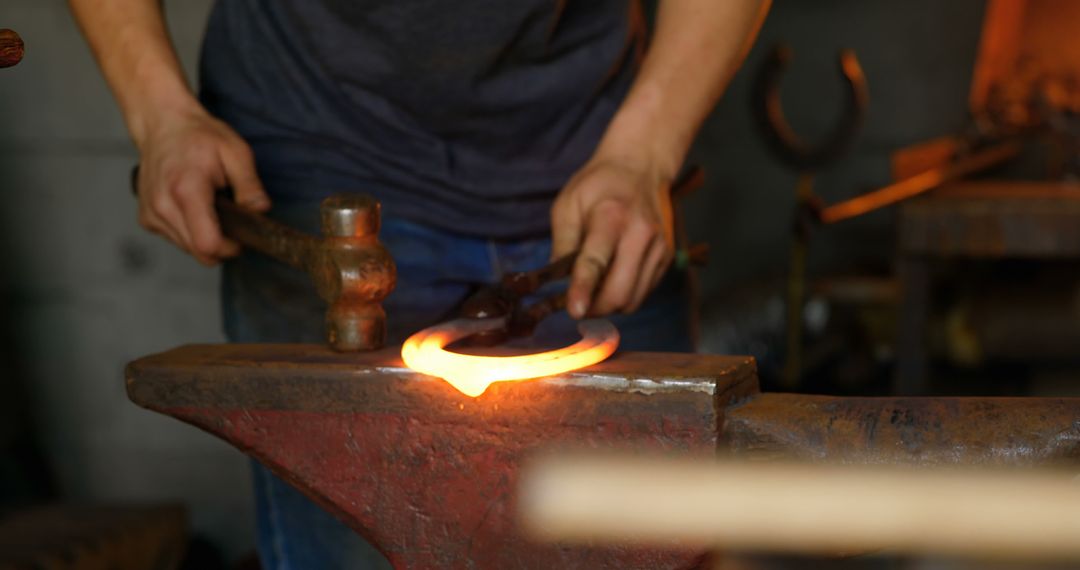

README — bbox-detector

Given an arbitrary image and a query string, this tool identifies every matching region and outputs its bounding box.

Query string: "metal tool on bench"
[130,167,396,351]
[754,44,1021,388]
[754,44,868,389]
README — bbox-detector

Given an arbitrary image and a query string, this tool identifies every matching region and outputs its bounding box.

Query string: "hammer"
[131,167,396,351]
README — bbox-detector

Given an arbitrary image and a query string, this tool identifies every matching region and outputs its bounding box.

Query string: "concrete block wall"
[0,0,254,560]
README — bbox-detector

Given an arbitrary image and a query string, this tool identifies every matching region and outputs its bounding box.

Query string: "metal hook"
[753,44,869,172]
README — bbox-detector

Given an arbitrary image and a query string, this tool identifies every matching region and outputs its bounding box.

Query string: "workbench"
[895,181,1080,394]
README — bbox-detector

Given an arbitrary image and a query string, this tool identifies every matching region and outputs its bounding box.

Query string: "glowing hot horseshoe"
[401,318,620,397]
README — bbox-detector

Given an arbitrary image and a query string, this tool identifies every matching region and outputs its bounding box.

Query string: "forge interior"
[4,0,1080,569]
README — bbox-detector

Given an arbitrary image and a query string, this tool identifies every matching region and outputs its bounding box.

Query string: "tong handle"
[500,251,578,296]
[500,164,704,298]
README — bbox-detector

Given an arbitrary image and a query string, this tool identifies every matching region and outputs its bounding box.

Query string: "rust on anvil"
[0,29,24,68]
[723,393,1080,466]
[126,344,759,570]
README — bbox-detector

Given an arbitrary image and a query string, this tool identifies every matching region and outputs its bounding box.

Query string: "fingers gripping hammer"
[131,167,397,351]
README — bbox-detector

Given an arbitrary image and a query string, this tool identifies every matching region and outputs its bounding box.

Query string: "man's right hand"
[133,107,270,266]
[68,0,271,265]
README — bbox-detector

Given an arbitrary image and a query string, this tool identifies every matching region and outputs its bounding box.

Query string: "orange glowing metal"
[401,318,620,397]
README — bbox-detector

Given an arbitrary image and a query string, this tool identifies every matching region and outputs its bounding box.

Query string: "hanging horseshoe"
[753,44,869,172]
[751,44,868,390]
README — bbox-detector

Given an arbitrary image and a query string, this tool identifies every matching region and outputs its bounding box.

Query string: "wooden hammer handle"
[522,456,1080,561]
[1,29,24,68]
[130,165,318,269]
[213,194,318,271]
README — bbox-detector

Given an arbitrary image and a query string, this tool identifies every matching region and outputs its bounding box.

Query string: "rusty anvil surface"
[126,345,1080,569]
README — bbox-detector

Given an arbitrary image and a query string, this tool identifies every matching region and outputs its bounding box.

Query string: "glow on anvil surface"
[401,317,620,397]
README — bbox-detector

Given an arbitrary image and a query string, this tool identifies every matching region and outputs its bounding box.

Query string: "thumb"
[220,141,270,212]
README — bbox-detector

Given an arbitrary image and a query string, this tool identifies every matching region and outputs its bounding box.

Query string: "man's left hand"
[551,155,675,319]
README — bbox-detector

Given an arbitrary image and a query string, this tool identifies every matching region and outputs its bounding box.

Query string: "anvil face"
[126,344,758,569]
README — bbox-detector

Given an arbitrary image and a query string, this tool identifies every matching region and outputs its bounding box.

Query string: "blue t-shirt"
[199,0,643,237]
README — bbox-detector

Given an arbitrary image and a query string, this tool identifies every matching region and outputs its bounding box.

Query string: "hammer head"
[315,195,396,351]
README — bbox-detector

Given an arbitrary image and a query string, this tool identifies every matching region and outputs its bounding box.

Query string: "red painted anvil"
[126,344,1080,569]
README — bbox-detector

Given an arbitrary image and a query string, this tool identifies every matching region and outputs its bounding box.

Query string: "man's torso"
[200,0,642,237]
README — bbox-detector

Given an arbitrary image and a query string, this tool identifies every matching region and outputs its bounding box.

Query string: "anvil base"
[126,344,758,569]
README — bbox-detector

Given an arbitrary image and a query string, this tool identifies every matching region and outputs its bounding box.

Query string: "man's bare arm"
[69,0,268,265]
[69,0,192,144]
[603,0,771,181]
[553,0,771,317]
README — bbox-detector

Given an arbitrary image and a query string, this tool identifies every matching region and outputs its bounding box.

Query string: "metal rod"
[819,141,1021,224]
[783,174,815,389]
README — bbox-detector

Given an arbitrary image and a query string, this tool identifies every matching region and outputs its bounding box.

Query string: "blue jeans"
[223,197,694,569]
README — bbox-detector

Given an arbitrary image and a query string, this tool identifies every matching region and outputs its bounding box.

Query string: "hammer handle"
[130,165,319,269]
[523,456,1080,561]
[215,194,318,271]
[0,29,24,68]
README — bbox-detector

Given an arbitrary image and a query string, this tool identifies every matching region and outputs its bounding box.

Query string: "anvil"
[126,345,1080,568]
